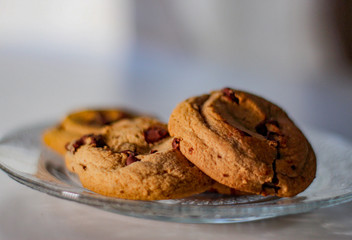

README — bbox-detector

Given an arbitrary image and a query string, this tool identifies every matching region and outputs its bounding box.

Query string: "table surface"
[1,54,352,240]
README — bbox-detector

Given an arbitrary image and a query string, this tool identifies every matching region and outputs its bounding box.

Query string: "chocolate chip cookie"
[168,88,316,197]
[207,182,250,196]
[65,117,213,200]
[43,108,134,155]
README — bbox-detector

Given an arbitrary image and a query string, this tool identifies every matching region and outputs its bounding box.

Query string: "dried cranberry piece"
[66,134,107,153]
[126,155,140,166]
[89,134,106,148]
[221,88,239,104]
[120,150,140,166]
[172,138,180,150]
[144,126,169,144]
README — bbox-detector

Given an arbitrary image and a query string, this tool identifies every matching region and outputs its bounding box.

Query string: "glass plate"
[0,122,352,224]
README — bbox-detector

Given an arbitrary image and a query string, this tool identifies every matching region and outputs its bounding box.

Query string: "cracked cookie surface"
[43,108,134,155]
[168,88,316,197]
[65,117,213,200]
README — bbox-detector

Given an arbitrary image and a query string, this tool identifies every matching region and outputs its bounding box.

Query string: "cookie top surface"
[62,108,135,135]
[168,88,316,197]
[65,117,213,200]
[43,108,135,155]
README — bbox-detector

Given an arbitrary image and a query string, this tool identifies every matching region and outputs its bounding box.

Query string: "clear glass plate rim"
[1,144,352,212]
[3,162,352,224]
[1,121,352,223]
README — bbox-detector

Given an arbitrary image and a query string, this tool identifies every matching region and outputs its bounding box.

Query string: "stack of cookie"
[43,88,316,200]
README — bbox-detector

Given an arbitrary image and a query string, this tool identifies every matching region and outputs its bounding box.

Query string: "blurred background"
[0,0,351,138]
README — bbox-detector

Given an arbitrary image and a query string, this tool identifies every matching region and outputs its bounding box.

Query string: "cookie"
[43,109,134,155]
[207,182,250,196]
[65,117,213,200]
[168,88,316,197]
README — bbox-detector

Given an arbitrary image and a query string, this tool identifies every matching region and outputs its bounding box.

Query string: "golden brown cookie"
[207,182,250,196]
[65,117,213,200]
[43,109,134,155]
[168,88,316,197]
